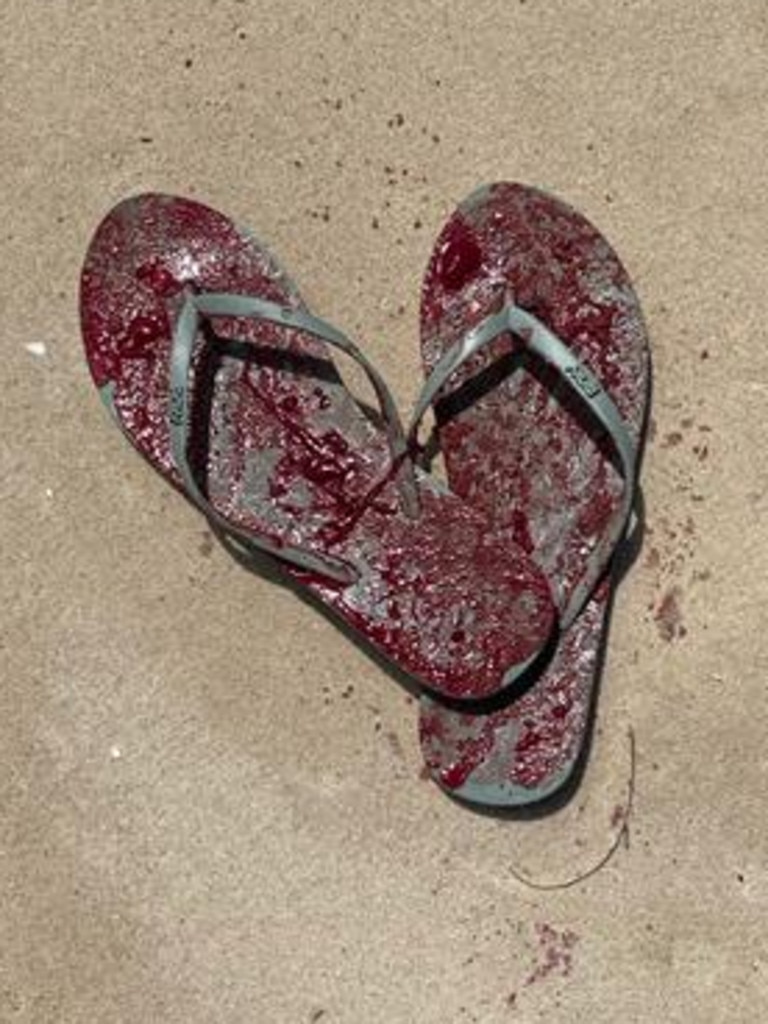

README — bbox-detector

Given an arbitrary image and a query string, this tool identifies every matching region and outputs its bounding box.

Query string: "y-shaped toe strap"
[408,300,638,628]
[169,291,419,584]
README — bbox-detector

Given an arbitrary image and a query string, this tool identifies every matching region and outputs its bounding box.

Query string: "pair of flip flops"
[81,183,650,807]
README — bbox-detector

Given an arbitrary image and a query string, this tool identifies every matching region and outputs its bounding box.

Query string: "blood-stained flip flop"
[81,193,557,703]
[417,183,650,805]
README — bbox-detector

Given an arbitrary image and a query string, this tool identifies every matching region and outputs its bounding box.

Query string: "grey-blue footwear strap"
[169,291,419,585]
[408,300,638,629]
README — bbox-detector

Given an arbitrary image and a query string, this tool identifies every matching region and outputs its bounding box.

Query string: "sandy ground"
[2,1,767,1021]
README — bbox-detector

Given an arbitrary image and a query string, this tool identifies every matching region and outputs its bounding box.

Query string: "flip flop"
[80,193,557,702]
[416,183,650,805]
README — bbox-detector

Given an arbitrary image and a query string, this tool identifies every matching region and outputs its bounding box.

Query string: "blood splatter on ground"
[524,922,579,987]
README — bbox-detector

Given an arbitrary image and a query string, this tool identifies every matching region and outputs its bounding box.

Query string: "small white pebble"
[110,744,122,760]
[45,488,54,499]
[25,342,47,358]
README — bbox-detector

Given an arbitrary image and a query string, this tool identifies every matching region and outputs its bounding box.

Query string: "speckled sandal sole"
[80,193,557,702]
[417,183,650,804]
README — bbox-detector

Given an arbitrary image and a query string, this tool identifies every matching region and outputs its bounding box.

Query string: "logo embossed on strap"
[169,384,186,426]
[565,364,602,399]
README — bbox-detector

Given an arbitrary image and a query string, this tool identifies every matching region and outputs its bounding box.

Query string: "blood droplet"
[136,259,182,297]
[437,221,483,291]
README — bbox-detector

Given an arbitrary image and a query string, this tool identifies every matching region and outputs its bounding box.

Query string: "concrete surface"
[2,1,767,1021]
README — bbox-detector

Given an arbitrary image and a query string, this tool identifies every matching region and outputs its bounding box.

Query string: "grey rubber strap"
[409,300,637,627]
[169,292,417,584]
[196,293,417,510]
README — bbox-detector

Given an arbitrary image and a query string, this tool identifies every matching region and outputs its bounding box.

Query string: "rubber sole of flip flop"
[418,182,650,804]
[81,193,557,702]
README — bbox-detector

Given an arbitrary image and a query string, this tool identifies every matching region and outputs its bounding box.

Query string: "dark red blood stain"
[291,452,350,491]
[121,404,151,435]
[280,393,299,413]
[655,587,683,642]
[510,507,534,554]
[136,259,183,296]
[440,758,475,790]
[321,430,350,456]
[249,387,360,512]
[314,387,332,409]
[243,380,360,509]
[515,726,545,754]
[611,804,625,828]
[316,466,402,546]
[269,478,289,499]
[576,487,614,537]
[124,312,169,357]
[550,701,571,720]
[438,730,495,789]
[436,220,483,291]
